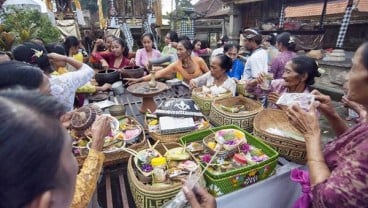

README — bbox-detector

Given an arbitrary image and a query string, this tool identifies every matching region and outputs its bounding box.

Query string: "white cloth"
[243,48,268,79]
[192,72,236,96]
[211,47,224,59]
[50,64,94,111]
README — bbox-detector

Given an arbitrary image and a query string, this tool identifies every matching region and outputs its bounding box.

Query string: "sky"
[162,0,199,15]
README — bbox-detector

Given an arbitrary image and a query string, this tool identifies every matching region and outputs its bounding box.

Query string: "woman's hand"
[342,96,367,123]
[206,48,212,54]
[268,92,280,104]
[124,78,141,85]
[129,58,135,66]
[189,80,197,89]
[97,83,112,91]
[101,59,109,70]
[95,39,104,46]
[183,186,216,208]
[90,115,111,151]
[287,103,321,142]
[255,73,265,85]
[311,90,336,117]
[60,111,74,129]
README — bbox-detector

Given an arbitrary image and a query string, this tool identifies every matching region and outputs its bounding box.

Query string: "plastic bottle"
[151,157,167,183]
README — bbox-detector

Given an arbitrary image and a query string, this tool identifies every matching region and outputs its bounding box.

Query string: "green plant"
[0,8,61,46]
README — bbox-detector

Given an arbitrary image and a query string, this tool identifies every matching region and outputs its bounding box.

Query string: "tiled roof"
[194,0,224,17]
[285,0,368,18]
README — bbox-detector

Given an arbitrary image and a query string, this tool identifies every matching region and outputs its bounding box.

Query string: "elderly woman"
[257,55,321,109]
[126,39,209,84]
[189,54,236,96]
[0,89,111,207]
[287,42,368,207]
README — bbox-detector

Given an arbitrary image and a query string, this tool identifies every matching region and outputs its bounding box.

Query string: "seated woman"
[257,55,321,109]
[0,89,111,208]
[135,33,161,69]
[189,54,236,96]
[224,43,244,80]
[126,39,209,84]
[192,39,211,57]
[92,37,133,70]
[286,42,368,207]
[89,34,116,67]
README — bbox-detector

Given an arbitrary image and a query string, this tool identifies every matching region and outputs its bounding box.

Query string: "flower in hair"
[32,48,43,58]
[288,36,295,44]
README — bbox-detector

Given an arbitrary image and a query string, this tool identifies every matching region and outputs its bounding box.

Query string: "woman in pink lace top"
[287,42,368,207]
[135,33,161,68]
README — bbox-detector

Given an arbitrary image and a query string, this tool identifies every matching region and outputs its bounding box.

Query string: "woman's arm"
[135,49,144,67]
[196,57,209,73]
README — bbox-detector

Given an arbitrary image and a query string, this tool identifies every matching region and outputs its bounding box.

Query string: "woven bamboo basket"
[127,142,203,208]
[145,116,211,143]
[76,115,148,167]
[209,96,263,132]
[191,87,233,116]
[253,109,306,164]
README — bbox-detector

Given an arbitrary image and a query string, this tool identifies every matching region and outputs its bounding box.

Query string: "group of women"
[0,28,367,208]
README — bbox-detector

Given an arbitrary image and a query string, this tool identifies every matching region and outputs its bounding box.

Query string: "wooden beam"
[319,0,328,29]
[105,172,113,208]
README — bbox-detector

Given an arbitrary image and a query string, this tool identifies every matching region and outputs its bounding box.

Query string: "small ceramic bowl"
[109,105,126,117]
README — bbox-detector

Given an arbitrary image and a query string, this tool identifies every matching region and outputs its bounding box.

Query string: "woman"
[92,37,133,69]
[135,33,161,68]
[126,39,209,84]
[64,36,83,63]
[89,34,116,65]
[270,32,296,79]
[258,56,321,109]
[0,89,110,208]
[193,39,211,57]
[189,54,236,96]
[224,44,244,80]
[149,31,179,66]
[287,42,368,207]
[12,42,95,111]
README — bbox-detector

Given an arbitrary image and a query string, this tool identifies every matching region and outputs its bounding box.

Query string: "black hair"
[219,35,229,46]
[0,61,44,90]
[166,31,178,42]
[112,37,129,57]
[291,56,321,86]
[224,44,240,53]
[12,42,53,74]
[361,42,368,69]
[141,33,156,49]
[268,34,277,46]
[178,39,193,51]
[0,89,66,207]
[63,36,80,56]
[193,39,201,47]
[214,54,233,72]
[45,43,66,55]
[276,32,296,51]
[178,35,190,42]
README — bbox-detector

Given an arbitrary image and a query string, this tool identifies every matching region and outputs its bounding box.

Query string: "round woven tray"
[209,96,263,132]
[76,115,148,167]
[253,109,306,164]
[127,142,202,208]
[191,87,233,116]
[145,116,211,143]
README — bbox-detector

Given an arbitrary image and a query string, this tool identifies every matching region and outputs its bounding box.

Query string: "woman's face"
[111,41,124,57]
[105,37,114,50]
[210,57,226,79]
[225,47,238,61]
[52,130,78,207]
[176,43,190,60]
[39,74,51,95]
[347,45,368,104]
[69,46,79,56]
[142,36,153,51]
[282,61,305,88]
[165,34,171,45]
[194,41,201,50]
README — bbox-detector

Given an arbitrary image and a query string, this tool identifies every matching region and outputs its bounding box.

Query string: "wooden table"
[96,84,191,208]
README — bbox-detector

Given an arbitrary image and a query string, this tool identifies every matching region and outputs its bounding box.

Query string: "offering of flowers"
[214,129,246,151]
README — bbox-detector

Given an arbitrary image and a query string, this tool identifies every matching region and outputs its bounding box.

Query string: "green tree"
[0,9,60,44]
